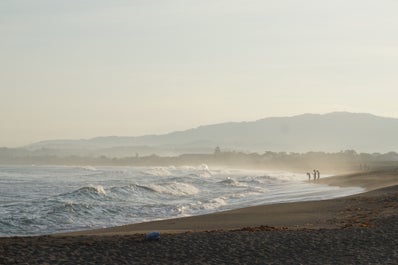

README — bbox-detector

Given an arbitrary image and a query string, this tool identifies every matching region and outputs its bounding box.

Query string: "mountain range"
[25,112,398,156]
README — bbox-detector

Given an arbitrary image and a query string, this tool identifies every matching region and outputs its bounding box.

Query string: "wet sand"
[1,169,398,264]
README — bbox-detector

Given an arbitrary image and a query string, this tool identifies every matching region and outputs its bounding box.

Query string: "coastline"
[57,168,398,236]
[1,169,398,264]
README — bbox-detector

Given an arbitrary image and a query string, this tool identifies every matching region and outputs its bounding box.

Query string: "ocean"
[0,165,363,237]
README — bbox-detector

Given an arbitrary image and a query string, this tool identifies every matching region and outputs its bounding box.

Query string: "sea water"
[0,165,363,236]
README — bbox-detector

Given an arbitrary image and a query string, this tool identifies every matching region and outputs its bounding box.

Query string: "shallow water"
[0,165,363,236]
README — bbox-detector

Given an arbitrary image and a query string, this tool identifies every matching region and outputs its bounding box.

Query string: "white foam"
[80,185,106,195]
[142,167,172,177]
[198,164,209,171]
[92,185,106,195]
[79,166,97,171]
[203,197,227,210]
[185,197,227,213]
[0,165,365,237]
[147,182,199,196]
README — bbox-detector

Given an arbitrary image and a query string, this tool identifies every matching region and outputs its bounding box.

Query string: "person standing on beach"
[316,170,320,180]
[307,172,311,181]
[313,169,317,181]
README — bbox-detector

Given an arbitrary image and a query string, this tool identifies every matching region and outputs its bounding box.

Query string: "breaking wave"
[146,183,199,196]
[59,185,107,200]
[142,167,172,177]
[0,165,364,236]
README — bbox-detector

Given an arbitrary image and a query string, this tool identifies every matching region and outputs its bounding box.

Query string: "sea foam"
[0,165,363,236]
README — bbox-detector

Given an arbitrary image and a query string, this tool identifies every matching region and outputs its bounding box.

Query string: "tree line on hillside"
[1,147,398,173]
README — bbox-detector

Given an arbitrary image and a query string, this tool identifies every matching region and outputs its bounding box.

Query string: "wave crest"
[147,182,199,196]
[142,167,172,177]
[58,185,107,201]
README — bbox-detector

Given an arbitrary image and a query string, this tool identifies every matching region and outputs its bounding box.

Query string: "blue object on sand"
[146,231,160,241]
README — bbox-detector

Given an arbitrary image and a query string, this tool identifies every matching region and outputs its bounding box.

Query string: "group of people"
[307,169,320,181]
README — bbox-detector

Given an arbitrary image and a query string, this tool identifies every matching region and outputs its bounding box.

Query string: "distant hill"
[27,112,398,155]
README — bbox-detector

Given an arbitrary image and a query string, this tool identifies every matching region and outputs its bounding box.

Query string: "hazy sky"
[1,0,398,147]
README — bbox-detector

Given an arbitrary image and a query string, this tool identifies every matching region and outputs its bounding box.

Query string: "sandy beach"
[1,169,398,264]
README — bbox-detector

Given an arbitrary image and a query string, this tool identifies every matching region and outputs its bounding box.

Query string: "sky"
[1,0,398,147]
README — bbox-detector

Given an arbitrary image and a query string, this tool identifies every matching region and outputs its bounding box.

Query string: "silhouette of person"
[316,170,320,180]
[313,169,317,181]
[307,172,311,181]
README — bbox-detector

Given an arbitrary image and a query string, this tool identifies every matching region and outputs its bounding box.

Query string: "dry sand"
[1,169,398,264]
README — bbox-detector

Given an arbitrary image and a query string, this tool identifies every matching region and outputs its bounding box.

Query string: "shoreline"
[54,169,398,236]
[1,169,398,264]
[3,169,398,237]
[318,169,398,191]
